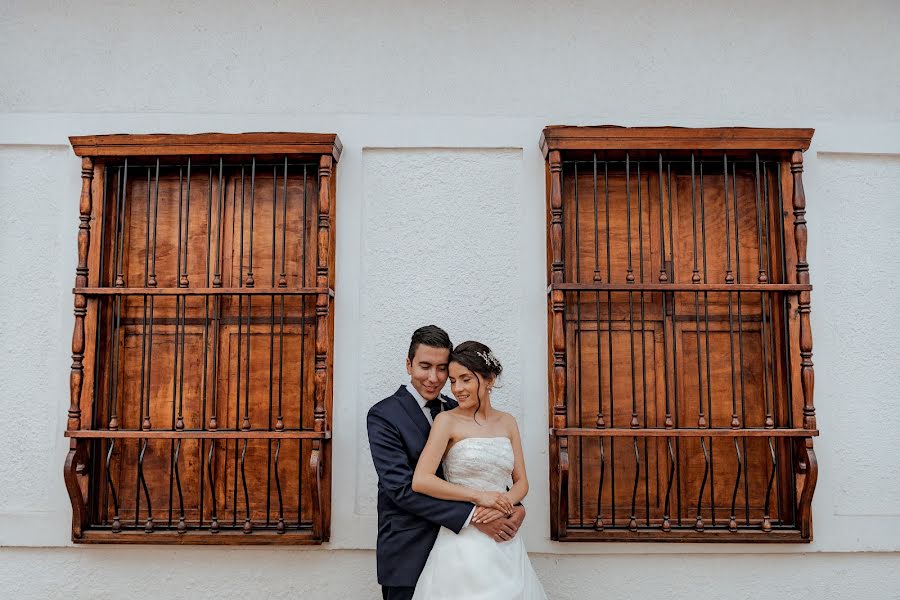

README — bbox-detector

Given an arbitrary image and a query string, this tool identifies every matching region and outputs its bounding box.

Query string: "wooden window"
[542,126,818,542]
[64,133,339,544]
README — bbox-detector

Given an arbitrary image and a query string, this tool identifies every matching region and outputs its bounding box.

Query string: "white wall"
[2,1,899,598]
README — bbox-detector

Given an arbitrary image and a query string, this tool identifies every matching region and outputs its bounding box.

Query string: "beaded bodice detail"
[442,437,514,493]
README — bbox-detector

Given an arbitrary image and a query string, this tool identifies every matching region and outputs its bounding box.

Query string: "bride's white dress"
[412,437,547,600]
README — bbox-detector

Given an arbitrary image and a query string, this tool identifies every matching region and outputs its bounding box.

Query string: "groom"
[367,325,526,600]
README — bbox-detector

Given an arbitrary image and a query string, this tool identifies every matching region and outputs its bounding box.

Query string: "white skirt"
[412,525,548,600]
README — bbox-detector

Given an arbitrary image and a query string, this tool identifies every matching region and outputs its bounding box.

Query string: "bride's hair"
[450,341,502,421]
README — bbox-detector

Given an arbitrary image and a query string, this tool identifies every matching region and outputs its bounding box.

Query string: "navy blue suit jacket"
[367,385,474,587]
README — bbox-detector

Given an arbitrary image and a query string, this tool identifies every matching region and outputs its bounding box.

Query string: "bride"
[411,341,547,599]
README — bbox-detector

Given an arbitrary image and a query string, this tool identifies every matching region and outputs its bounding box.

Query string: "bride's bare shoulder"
[495,410,520,430]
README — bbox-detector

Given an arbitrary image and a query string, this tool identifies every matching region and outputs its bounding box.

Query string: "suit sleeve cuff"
[462,506,477,528]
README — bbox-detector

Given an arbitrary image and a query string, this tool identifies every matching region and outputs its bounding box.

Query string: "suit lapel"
[397,386,432,438]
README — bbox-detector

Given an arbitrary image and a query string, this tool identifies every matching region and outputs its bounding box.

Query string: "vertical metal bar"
[692,156,705,430]
[175,161,189,530]
[180,158,191,287]
[234,167,245,526]
[168,329,179,524]
[176,295,187,431]
[659,157,673,431]
[202,167,212,424]
[139,439,153,531]
[209,160,224,431]
[592,154,602,284]
[627,157,642,531]
[266,165,277,527]
[662,437,675,531]
[138,168,151,435]
[143,161,160,433]
[626,155,638,431]
[762,162,784,524]
[243,292,253,432]
[241,439,252,533]
[762,436,776,531]
[90,167,111,527]
[755,154,774,429]
[665,157,683,526]
[242,159,256,432]
[723,154,734,284]
[574,161,584,527]
[174,439,186,533]
[280,157,289,287]
[107,165,125,431]
[276,160,288,433]
[208,439,219,533]
[696,436,709,531]
[755,154,768,283]
[206,166,213,287]
[199,168,213,526]
[604,158,615,525]
[592,154,605,531]
[702,163,715,525]
[167,167,183,529]
[275,439,285,533]
[106,440,121,532]
[213,158,225,288]
[298,165,309,527]
[176,167,184,287]
[246,157,256,287]
[593,153,605,429]
[149,160,160,287]
[115,161,127,287]
[302,164,308,286]
[629,436,639,531]
[595,434,605,530]
[729,437,743,531]
[657,154,668,283]
[732,161,750,524]
[637,161,649,526]
[199,437,205,529]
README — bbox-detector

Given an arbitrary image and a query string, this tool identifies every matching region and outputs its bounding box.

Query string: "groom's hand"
[472,505,525,542]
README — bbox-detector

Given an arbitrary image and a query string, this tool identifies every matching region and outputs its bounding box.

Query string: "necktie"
[425,399,442,423]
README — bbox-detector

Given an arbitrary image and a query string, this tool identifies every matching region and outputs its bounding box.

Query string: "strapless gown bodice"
[442,437,514,492]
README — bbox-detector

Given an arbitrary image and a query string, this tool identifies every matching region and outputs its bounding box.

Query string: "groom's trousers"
[382,585,415,600]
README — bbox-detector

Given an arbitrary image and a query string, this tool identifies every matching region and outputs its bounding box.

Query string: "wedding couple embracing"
[367,325,547,600]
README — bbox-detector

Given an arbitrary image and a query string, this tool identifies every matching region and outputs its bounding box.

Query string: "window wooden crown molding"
[70,132,342,161]
[540,125,814,155]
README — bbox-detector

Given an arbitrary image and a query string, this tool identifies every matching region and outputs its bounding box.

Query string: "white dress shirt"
[406,383,448,425]
[406,382,476,527]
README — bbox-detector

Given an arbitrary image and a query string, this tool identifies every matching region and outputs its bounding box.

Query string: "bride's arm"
[412,414,506,509]
[504,415,529,506]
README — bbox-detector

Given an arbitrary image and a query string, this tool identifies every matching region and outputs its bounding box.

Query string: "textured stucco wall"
[2,1,900,598]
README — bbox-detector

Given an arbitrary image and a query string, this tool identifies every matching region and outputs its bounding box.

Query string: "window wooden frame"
[542,126,818,542]
[64,133,340,544]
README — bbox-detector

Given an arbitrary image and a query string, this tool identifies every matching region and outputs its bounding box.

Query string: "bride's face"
[449,362,489,410]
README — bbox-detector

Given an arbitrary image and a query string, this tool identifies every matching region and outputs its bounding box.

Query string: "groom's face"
[406,344,451,401]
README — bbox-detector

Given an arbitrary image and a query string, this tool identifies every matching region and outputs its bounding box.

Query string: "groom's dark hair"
[408,325,453,360]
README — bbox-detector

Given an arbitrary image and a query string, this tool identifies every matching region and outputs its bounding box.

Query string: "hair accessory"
[476,350,501,370]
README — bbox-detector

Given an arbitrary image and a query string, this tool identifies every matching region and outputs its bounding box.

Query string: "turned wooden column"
[791,151,816,431]
[68,158,93,431]
[548,150,567,431]
[313,154,332,435]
